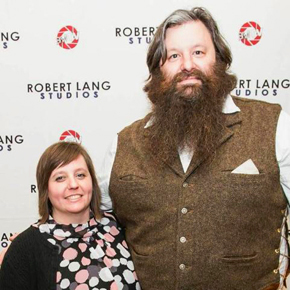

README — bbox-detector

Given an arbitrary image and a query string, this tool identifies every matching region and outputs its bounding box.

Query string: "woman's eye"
[77,173,86,179]
[55,176,64,182]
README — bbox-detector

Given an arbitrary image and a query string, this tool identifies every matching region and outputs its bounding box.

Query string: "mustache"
[171,69,208,84]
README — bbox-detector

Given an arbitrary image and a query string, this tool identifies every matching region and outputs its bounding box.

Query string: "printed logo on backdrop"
[234,79,289,97]
[57,26,79,49]
[115,26,158,44]
[239,21,262,46]
[1,233,15,249]
[27,81,111,100]
[0,135,24,152]
[60,130,82,143]
[1,31,20,49]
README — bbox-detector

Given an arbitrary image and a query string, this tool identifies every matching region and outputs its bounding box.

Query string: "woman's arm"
[0,232,33,290]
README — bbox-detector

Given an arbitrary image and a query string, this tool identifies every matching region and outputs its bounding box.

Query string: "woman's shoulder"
[99,211,125,239]
[6,226,39,253]
[14,225,40,242]
[4,224,56,265]
[101,211,122,227]
[1,226,37,267]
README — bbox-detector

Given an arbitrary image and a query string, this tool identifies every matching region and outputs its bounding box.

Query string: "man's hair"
[146,7,232,78]
[37,141,101,223]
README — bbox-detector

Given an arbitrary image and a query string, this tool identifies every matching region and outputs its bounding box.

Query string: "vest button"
[183,182,189,188]
[181,208,188,214]
[274,249,280,254]
[179,264,186,270]
[273,269,278,274]
[180,237,187,243]
[277,228,281,233]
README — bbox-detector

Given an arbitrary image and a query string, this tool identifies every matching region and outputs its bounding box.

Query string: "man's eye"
[169,54,179,60]
[194,51,203,56]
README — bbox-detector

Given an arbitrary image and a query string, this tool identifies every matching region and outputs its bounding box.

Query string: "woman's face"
[48,154,93,224]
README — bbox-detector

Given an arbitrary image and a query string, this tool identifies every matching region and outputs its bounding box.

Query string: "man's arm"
[276,110,290,282]
[97,135,118,211]
[276,110,290,201]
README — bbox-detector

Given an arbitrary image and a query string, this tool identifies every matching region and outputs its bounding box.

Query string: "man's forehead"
[164,20,212,47]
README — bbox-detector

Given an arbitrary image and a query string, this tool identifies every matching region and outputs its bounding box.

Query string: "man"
[98,7,290,290]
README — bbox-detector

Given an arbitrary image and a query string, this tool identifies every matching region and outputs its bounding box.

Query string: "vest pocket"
[220,251,258,263]
[119,174,148,182]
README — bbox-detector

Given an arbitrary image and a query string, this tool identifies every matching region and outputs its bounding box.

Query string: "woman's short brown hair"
[36,141,102,223]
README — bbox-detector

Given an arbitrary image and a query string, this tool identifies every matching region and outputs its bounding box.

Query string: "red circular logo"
[59,130,81,143]
[57,26,79,49]
[239,21,262,46]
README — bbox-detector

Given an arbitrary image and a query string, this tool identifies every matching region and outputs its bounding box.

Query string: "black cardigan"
[0,226,59,290]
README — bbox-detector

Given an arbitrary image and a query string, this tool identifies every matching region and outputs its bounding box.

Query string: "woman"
[0,141,141,290]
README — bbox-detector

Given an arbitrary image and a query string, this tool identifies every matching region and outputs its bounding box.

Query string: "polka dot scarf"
[34,212,141,290]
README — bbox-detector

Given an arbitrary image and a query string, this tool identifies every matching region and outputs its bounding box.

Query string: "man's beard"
[143,61,237,163]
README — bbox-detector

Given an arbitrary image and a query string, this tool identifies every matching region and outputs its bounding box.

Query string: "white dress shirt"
[97,95,290,284]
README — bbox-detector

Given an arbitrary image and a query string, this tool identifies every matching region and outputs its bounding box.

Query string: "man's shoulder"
[119,113,152,134]
[232,96,282,111]
[232,96,282,126]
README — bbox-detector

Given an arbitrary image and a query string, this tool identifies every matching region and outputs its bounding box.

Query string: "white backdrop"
[0,0,289,253]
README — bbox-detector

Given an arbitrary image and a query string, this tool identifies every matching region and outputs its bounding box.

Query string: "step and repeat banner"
[0,0,289,250]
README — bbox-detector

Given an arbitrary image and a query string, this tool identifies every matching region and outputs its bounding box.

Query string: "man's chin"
[177,86,202,101]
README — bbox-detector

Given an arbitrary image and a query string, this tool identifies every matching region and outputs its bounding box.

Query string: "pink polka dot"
[75,284,89,290]
[90,219,97,226]
[133,271,138,280]
[81,257,91,266]
[78,243,87,253]
[56,271,62,283]
[96,239,104,247]
[122,240,128,249]
[83,232,92,238]
[63,248,78,260]
[104,256,113,268]
[110,281,118,290]
[104,233,115,242]
[106,247,116,257]
[76,226,83,232]
[109,226,120,236]
[75,269,89,283]
[55,236,65,241]
[104,212,115,220]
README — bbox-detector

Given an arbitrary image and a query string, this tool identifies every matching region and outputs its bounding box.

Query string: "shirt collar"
[144,95,240,129]
[223,94,240,114]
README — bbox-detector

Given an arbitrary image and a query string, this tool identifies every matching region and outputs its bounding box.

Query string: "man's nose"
[181,55,196,72]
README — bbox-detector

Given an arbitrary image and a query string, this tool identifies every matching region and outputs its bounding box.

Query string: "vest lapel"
[142,112,242,178]
[141,114,185,177]
[185,112,242,176]
[163,153,185,177]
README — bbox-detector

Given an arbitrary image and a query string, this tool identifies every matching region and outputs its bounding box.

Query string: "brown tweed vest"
[109,97,288,290]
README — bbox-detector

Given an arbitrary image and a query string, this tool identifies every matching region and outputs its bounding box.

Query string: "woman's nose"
[68,177,79,189]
